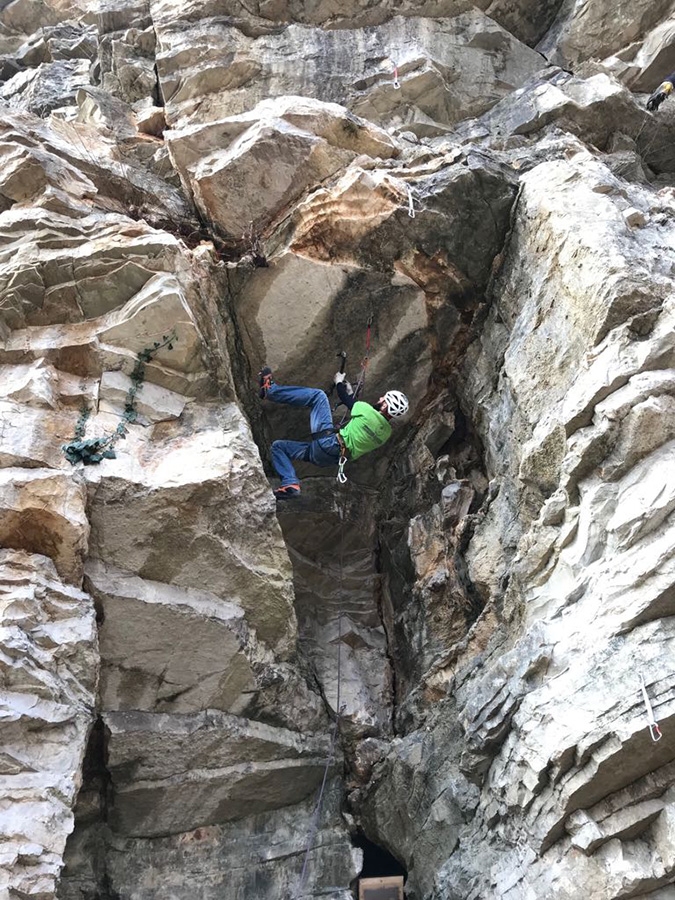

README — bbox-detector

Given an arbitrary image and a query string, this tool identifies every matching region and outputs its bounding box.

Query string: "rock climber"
[258,367,409,498]
[647,73,675,111]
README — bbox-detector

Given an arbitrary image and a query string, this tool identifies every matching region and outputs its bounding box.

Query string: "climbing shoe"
[258,366,274,398]
[274,484,300,500]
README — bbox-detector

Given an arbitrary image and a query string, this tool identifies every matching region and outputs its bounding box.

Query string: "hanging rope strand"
[295,496,347,898]
[295,714,341,897]
[336,492,347,718]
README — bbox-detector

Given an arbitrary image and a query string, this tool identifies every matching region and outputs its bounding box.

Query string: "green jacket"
[339,401,391,460]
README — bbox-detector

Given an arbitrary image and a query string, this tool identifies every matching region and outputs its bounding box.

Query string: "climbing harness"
[295,495,348,898]
[392,64,400,90]
[407,186,415,219]
[639,675,662,743]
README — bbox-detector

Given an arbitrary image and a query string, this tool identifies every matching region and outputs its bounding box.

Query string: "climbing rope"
[342,315,373,412]
[332,314,375,484]
[294,494,347,898]
[62,331,177,465]
[295,691,342,897]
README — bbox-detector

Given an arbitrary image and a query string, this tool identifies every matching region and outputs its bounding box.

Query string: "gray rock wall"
[0,1,675,899]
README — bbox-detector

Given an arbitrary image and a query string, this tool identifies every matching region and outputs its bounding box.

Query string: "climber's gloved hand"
[334,371,355,395]
[647,90,667,111]
[647,81,673,111]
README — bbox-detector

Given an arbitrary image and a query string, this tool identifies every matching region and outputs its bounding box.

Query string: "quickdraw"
[392,64,400,90]
[337,454,348,484]
[640,675,662,743]
[407,186,415,219]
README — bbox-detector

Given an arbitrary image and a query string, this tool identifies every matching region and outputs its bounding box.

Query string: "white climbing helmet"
[383,390,409,418]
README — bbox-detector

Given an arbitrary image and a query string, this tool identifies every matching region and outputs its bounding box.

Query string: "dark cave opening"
[352,831,407,881]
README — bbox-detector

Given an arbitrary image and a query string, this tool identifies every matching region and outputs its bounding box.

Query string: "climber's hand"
[647,81,673,112]
[647,90,667,111]
[334,371,346,384]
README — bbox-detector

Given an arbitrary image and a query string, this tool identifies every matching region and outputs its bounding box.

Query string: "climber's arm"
[335,374,356,411]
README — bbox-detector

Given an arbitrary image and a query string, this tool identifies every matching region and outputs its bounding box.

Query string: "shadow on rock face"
[275,477,393,740]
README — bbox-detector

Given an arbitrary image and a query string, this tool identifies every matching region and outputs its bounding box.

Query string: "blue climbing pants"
[266,384,340,486]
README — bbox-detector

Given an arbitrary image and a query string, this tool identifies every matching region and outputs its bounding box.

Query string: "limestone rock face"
[0,549,97,898]
[2,0,675,899]
[86,560,259,715]
[276,488,392,740]
[362,149,675,900]
[454,68,675,179]
[61,786,358,900]
[538,0,674,69]
[85,402,295,653]
[606,18,675,93]
[0,469,89,583]
[166,96,398,240]
[0,85,310,899]
[232,149,516,423]
[155,12,545,134]
[104,710,338,836]
[143,0,559,40]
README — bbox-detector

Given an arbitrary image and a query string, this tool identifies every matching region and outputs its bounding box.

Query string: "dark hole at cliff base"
[352,831,407,882]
